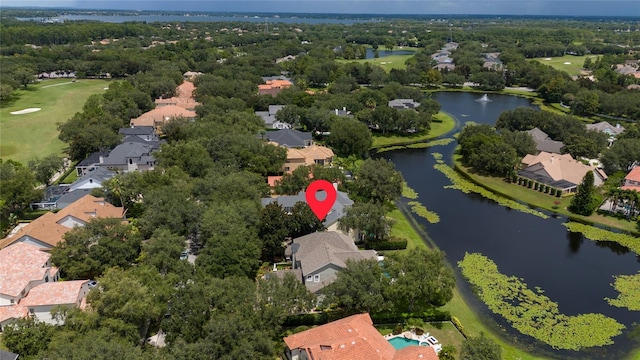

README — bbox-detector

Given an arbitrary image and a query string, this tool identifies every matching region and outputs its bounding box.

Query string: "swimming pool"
[388,337,420,350]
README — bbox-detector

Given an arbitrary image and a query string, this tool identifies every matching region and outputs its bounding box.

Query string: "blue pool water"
[388,337,420,350]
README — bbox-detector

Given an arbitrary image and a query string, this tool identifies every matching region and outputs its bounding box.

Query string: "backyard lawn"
[530,54,598,76]
[0,78,111,164]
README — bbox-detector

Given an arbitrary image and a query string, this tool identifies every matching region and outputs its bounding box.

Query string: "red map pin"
[305,180,337,221]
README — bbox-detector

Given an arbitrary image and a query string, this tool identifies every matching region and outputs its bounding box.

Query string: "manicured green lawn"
[530,55,598,76]
[336,47,417,72]
[0,78,111,164]
[371,111,456,149]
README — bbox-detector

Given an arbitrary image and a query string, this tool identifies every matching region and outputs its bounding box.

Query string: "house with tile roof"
[261,188,353,231]
[130,105,196,131]
[525,127,564,154]
[285,232,378,294]
[284,313,439,360]
[0,243,59,307]
[283,145,334,173]
[0,195,124,250]
[518,151,607,194]
[622,166,640,192]
[20,280,89,325]
[255,105,291,129]
[266,129,313,148]
[154,81,200,110]
[258,78,293,97]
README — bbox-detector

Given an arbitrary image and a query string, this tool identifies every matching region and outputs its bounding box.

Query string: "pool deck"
[385,331,443,353]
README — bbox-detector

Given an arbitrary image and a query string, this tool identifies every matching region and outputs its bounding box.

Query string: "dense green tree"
[322,258,389,314]
[0,159,42,225]
[572,89,600,116]
[196,204,262,279]
[352,158,404,203]
[256,272,317,327]
[569,171,599,216]
[562,131,607,159]
[460,333,502,360]
[156,140,214,178]
[499,129,536,157]
[326,117,372,158]
[40,328,145,360]
[385,248,456,311]
[601,138,640,174]
[275,166,311,195]
[51,217,142,280]
[28,154,65,186]
[257,203,289,262]
[338,201,392,242]
[288,201,325,239]
[139,229,188,275]
[89,266,171,345]
[2,317,54,357]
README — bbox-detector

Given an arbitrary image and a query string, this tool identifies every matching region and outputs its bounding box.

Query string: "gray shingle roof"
[101,142,155,166]
[77,151,109,167]
[266,129,312,148]
[290,231,378,276]
[525,128,564,154]
[119,126,155,136]
[261,189,353,227]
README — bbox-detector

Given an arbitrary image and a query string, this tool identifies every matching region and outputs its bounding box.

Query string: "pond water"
[365,48,416,59]
[381,92,640,359]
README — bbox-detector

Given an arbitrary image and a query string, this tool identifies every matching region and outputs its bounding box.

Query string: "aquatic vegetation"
[459,253,626,350]
[433,158,548,219]
[562,222,640,255]
[408,201,440,224]
[406,138,455,149]
[402,182,419,199]
[606,272,640,311]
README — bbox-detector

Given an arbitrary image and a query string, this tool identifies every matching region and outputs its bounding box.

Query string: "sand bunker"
[544,58,552,60]
[563,62,572,65]
[10,108,42,115]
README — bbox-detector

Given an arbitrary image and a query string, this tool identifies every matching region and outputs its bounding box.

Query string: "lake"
[381,92,640,359]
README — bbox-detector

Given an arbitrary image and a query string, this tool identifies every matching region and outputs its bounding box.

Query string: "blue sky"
[2,0,639,17]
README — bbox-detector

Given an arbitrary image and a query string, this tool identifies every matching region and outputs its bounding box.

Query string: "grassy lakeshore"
[0,78,111,164]
[452,154,639,234]
[371,111,457,150]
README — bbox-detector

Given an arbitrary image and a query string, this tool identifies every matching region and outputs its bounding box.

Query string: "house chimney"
[335,109,339,115]
[550,156,554,164]
[333,182,338,191]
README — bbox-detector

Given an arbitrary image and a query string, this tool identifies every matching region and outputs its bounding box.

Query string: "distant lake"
[365,48,416,59]
[16,14,371,24]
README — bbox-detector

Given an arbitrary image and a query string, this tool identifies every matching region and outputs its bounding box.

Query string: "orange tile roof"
[268,175,283,187]
[0,304,28,324]
[154,81,200,110]
[0,243,52,297]
[284,313,438,360]
[521,151,601,185]
[131,105,197,127]
[20,280,89,307]
[0,195,123,249]
[625,166,640,183]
